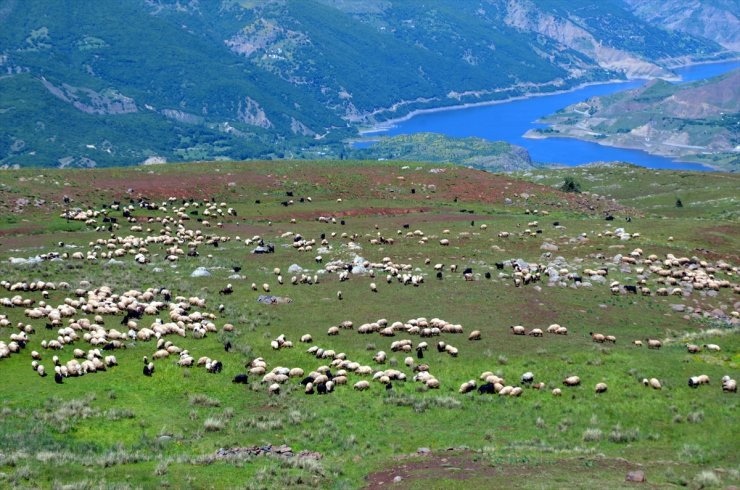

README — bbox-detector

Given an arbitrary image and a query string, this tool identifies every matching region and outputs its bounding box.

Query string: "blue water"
[363,60,740,171]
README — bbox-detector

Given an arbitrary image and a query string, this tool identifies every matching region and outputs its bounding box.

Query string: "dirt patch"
[363,450,497,488]
[363,452,648,489]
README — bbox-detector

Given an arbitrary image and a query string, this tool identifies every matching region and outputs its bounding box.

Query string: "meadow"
[0,160,737,489]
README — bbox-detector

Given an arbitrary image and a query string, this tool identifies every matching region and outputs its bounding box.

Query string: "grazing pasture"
[0,161,737,489]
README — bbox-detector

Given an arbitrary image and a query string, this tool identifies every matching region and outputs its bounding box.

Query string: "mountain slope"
[622,0,740,52]
[527,69,740,171]
[0,0,732,167]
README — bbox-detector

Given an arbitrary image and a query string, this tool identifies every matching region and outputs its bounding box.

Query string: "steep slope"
[527,69,740,171]
[623,0,740,52]
[0,0,730,167]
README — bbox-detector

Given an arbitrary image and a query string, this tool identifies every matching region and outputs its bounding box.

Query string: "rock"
[351,266,368,275]
[288,264,303,274]
[157,435,173,443]
[540,242,559,251]
[393,476,403,483]
[417,447,431,455]
[9,257,27,265]
[191,267,211,278]
[152,267,164,273]
[591,275,606,284]
[625,470,646,483]
[228,273,242,279]
[670,304,686,312]
[504,198,513,205]
[105,259,124,266]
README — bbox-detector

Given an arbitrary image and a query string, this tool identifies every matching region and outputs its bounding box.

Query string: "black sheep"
[436,271,443,280]
[463,267,473,275]
[300,376,315,386]
[385,382,393,391]
[416,347,424,359]
[317,383,327,395]
[232,374,249,384]
[495,262,504,270]
[143,363,154,376]
[55,372,64,384]
[224,341,232,352]
[437,343,446,353]
[484,272,491,279]
[477,382,495,395]
[625,285,638,294]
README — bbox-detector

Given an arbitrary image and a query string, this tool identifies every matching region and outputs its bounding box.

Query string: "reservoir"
[362,60,740,171]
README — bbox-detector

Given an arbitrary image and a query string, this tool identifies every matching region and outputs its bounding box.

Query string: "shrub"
[203,418,225,432]
[582,428,603,442]
[560,177,582,193]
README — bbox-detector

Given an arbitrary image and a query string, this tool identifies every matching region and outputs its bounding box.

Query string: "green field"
[0,161,737,489]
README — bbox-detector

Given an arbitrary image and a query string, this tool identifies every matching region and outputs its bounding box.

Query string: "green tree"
[560,177,582,193]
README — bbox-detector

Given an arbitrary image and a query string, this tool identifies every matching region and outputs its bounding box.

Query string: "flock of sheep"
[1,191,737,407]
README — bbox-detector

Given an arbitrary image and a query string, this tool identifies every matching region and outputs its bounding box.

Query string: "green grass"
[0,160,737,489]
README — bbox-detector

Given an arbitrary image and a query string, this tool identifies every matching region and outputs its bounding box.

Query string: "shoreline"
[522,130,725,172]
[358,78,630,135]
[358,57,740,136]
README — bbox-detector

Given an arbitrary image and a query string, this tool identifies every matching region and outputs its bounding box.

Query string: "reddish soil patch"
[363,450,497,489]
[363,452,646,489]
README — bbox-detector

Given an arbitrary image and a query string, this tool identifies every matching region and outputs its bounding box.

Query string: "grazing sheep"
[143,362,155,376]
[632,340,643,347]
[36,365,47,377]
[54,366,63,384]
[327,326,340,336]
[425,378,440,389]
[589,332,605,343]
[528,328,543,337]
[468,330,481,341]
[605,335,616,344]
[232,374,249,384]
[300,334,312,343]
[595,382,608,393]
[477,382,495,394]
[552,388,562,396]
[642,378,661,390]
[370,282,378,293]
[722,378,737,393]
[353,380,370,391]
[647,339,662,349]
[337,291,343,300]
[510,325,526,335]
[459,380,476,394]
[704,344,721,352]
[686,344,701,354]
[563,376,581,387]
[520,372,534,384]
[268,383,280,394]
[404,356,414,367]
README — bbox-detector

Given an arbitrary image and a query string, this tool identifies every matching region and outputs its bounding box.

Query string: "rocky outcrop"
[40,78,137,115]
[236,97,272,129]
[504,0,672,79]
[624,0,740,52]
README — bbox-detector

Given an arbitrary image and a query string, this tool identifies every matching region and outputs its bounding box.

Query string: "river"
[360,60,740,171]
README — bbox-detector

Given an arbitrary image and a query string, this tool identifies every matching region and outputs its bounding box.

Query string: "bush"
[560,177,582,193]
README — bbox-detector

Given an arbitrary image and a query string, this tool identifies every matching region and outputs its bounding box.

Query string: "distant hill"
[350,133,537,172]
[623,0,740,53]
[527,69,740,172]
[0,0,733,168]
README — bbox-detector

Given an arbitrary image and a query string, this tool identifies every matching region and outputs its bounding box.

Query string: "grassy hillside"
[0,161,737,489]
[350,133,537,172]
[0,0,731,167]
[527,70,740,172]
